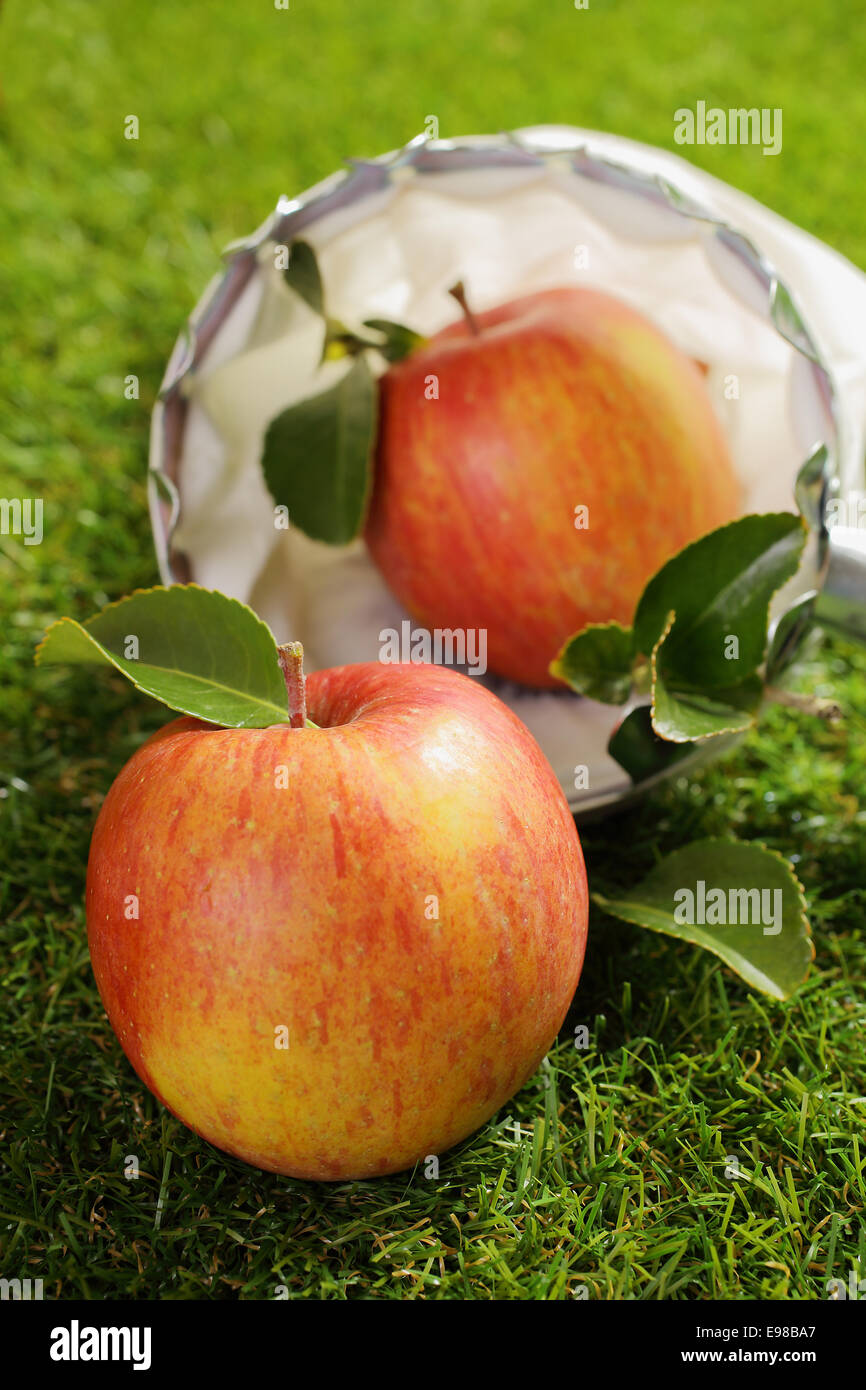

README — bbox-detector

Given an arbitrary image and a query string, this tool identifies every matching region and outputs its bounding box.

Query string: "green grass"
[2,0,865,1300]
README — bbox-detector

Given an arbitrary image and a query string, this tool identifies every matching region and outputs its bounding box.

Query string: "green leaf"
[633,513,807,688]
[35,585,294,728]
[282,240,324,317]
[261,354,378,545]
[650,614,763,741]
[652,669,764,741]
[608,706,695,781]
[362,318,427,364]
[765,592,818,682]
[550,621,634,703]
[592,839,813,999]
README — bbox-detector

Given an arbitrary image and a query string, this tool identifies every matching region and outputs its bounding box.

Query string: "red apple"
[86,661,588,1180]
[365,286,741,688]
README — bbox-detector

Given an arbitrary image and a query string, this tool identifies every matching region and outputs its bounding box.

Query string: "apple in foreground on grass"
[86,656,588,1180]
[365,285,741,688]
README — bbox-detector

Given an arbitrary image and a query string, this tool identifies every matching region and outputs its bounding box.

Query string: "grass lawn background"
[1,0,865,1299]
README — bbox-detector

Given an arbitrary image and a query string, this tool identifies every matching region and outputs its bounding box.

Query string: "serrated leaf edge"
[650,611,765,744]
[635,511,808,657]
[35,585,292,728]
[549,619,635,697]
[591,837,813,1000]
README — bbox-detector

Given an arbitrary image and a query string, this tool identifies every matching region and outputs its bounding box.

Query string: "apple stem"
[448,280,481,336]
[277,642,307,729]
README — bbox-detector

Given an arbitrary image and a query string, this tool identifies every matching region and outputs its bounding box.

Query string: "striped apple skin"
[86,662,588,1180]
[365,287,741,688]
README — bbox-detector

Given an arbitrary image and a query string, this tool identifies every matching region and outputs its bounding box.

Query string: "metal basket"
[149,125,866,815]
